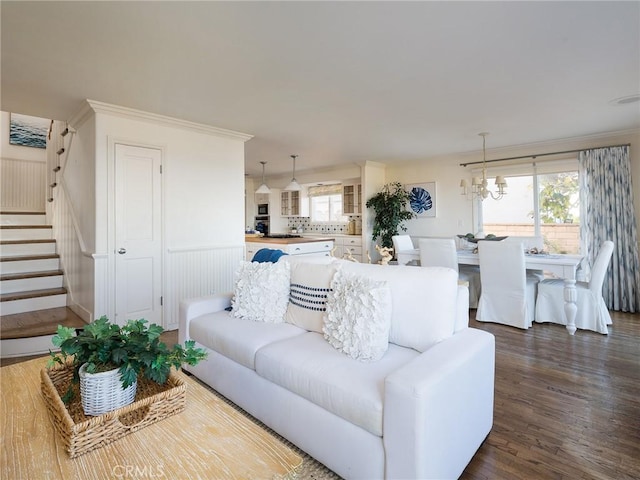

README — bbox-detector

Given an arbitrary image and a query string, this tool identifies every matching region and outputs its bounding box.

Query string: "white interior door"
[115,144,162,327]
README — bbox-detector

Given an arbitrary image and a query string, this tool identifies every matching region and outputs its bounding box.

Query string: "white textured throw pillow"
[231,261,290,323]
[323,270,392,361]
[285,262,338,333]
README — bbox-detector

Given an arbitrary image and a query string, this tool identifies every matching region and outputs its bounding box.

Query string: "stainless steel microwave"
[257,203,269,215]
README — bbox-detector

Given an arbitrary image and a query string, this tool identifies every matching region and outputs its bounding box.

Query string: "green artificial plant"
[49,316,207,403]
[365,182,415,249]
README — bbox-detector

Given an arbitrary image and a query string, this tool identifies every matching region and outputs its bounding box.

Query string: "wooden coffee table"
[1,357,302,479]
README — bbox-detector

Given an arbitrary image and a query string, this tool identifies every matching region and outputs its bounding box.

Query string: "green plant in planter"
[365,182,415,249]
[49,316,207,403]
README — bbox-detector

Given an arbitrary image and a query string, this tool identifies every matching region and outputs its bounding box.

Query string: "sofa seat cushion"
[255,332,419,436]
[190,311,307,370]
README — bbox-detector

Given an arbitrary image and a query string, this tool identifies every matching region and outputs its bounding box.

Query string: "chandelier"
[460,132,507,200]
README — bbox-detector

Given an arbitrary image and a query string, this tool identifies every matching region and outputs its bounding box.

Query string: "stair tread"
[1,287,67,302]
[1,239,55,245]
[0,254,59,262]
[0,307,86,340]
[1,270,64,281]
[0,225,52,229]
[0,211,45,215]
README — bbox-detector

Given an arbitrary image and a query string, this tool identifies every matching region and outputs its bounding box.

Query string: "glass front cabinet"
[281,189,309,217]
[342,182,362,215]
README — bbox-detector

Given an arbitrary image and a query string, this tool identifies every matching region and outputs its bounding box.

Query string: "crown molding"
[483,128,640,158]
[68,101,94,130]
[69,99,253,142]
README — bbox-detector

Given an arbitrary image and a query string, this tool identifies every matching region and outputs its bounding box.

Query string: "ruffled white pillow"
[231,261,290,323]
[323,269,392,361]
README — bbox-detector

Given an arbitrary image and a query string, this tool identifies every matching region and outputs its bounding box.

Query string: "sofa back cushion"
[337,262,458,352]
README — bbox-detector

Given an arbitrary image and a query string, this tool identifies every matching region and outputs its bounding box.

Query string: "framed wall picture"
[9,113,50,149]
[406,182,436,218]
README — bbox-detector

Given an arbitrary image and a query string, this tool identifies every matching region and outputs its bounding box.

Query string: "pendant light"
[255,161,271,194]
[284,154,301,191]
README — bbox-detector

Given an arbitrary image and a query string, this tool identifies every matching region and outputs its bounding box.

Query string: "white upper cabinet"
[281,188,309,217]
[342,181,362,215]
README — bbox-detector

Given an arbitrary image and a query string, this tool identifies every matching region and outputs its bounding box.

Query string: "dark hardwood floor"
[2,311,638,479]
[461,310,640,480]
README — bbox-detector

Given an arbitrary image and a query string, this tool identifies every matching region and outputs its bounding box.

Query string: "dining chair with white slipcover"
[392,235,416,265]
[419,238,481,308]
[476,240,539,329]
[535,240,614,334]
[503,236,545,280]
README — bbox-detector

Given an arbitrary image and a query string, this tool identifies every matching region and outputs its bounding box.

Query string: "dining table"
[397,248,584,335]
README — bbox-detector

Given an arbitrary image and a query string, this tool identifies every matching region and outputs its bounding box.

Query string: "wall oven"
[257,203,269,215]
[255,216,269,235]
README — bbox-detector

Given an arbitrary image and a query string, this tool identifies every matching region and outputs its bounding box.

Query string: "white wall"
[65,101,251,328]
[63,112,96,251]
[362,161,387,261]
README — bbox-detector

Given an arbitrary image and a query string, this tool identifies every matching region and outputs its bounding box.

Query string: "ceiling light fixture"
[284,154,301,191]
[255,161,271,194]
[460,132,507,201]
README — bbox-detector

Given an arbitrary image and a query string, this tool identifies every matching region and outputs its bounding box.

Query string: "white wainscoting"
[51,184,95,322]
[0,158,46,211]
[92,253,108,321]
[166,245,244,330]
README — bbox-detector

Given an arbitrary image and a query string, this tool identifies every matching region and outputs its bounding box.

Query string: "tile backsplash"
[286,217,359,234]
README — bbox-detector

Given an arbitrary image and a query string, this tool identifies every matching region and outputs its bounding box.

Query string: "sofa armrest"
[384,328,495,480]
[455,284,470,332]
[178,292,233,344]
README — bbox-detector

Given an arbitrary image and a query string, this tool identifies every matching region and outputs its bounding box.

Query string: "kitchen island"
[245,235,334,261]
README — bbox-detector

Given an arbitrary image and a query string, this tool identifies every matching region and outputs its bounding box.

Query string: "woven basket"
[41,361,186,458]
[79,363,137,416]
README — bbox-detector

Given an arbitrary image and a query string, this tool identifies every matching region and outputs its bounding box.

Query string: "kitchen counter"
[244,235,335,260]
[302,233,360,238]
[245,235,334,245]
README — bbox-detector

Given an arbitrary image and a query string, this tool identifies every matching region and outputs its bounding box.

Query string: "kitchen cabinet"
[245,238,333,261]
[334,236,363,262]
[245,242,268,261]
[280,189,309,217]
[284,240,333,256]
[342,182,362,215]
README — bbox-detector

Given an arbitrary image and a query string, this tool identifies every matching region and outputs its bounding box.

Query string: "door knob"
[118,248,127,254]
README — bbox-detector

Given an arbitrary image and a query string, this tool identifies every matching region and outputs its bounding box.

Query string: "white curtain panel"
[579,145,640,312]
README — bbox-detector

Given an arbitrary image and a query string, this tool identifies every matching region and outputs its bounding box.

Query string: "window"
[480,160,580,254]
[308,185,347,222]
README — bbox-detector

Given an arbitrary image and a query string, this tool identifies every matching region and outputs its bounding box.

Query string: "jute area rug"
[189,374,343,480]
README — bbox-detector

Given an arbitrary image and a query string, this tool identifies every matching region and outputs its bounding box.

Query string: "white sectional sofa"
[179,256,495,479]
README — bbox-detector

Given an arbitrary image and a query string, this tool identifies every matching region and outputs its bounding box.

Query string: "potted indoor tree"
[366,182,415,249]
[49,316,207,416]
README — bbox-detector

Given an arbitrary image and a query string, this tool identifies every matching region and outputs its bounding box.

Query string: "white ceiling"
[2,1,639,177]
